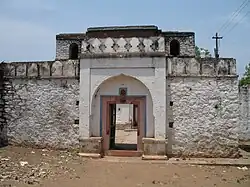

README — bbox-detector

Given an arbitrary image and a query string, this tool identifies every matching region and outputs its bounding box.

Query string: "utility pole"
[212,32,223,58]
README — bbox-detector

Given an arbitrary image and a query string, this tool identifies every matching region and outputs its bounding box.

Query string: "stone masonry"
[165,57,239,158]
[1,60,80,149]
[0,25,243,158]
[239,86,250,143]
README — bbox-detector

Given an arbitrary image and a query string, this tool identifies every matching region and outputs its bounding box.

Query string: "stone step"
[78,152,102,158]
[105,150,142,157]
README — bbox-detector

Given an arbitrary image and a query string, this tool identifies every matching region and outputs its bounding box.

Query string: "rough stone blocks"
[79,137,103,156]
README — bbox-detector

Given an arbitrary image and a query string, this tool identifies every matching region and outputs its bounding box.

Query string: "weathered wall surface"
[80,57,165,139]
[81,37,165,55]
[0,63,7,146]
[164,32,195,57]
[56,40,81,60]
[116,104,133,124]
[3,60,80,149]
[239,87,250,142]
[167,57,239,158]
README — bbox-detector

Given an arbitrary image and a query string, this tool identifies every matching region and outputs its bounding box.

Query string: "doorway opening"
[109,103,139,150]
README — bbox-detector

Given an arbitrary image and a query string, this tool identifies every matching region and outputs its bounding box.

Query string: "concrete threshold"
[78,153,102,159]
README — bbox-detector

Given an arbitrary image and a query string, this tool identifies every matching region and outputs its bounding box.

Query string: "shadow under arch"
[90,73,154,138]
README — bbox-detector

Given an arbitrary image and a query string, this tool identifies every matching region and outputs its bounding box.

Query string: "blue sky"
[0,0,249,76]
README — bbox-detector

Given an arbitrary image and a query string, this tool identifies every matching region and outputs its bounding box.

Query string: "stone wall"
[55,26,195,62]
[239,86,250,142]
[164,32,195,57]
[0,63,7,146]
[56,40,81,60]
[3,60,80,149]
[167,57,239,158]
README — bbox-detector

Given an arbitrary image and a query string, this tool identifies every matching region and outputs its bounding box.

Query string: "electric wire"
[218,0,250,34]
[223,10,250,37]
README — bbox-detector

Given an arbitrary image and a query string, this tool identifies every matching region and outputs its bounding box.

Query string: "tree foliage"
[239,62,250,86]
[195,46,212,58]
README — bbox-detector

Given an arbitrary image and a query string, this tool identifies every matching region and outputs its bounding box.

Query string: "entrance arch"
[90,74,154,153]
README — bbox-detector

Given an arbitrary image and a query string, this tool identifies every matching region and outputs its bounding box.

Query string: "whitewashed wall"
[239,87,250,142]
[116,104,133,124]
[79,57,166,139]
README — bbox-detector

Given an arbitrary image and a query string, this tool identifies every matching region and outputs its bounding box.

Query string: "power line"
[218,0,250,33]
[223,10,250,37]
[218,0,249,33]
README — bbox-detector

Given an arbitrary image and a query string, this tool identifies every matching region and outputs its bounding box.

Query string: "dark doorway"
[170,39,180,57]
[69,43,79,59]
[109,103,138,150]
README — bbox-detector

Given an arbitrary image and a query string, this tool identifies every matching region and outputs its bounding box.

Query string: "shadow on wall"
[0,63,8,147]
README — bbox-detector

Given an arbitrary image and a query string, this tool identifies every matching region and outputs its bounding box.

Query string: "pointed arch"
[90,74,154,138]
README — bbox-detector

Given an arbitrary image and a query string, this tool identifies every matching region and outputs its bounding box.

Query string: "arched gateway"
[90,74,154,156]
[79,26,169,159]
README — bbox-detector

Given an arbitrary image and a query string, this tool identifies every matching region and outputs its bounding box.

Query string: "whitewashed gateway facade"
[0,26,240,159]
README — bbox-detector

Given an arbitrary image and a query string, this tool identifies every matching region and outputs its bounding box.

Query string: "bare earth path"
[0,146,250,187]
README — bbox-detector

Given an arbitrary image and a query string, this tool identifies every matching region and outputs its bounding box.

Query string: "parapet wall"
[167,57,237,77]
[4,60,79,78]
[56,26,196,60]
[1,60,80,149]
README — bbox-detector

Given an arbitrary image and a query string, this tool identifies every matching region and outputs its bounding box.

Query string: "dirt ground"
[0,146,250,187]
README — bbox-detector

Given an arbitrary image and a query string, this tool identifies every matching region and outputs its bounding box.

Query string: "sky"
[0,0,249,76]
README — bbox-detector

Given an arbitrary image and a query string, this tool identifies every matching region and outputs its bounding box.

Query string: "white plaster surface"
[169,77,240,157]
[115,130,137,144]
[6,79,79,149]
[90,73,154,138]
[80,57,166,139]
[81,37,165,54]
[116,104,133,124]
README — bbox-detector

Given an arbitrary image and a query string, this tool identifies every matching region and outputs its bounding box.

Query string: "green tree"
[195,46,212,58]
[239,62,250,86]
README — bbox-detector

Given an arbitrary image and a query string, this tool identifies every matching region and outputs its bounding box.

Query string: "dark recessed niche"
[74,119,79,124]
[169,122,174,128]
[76,101,79,106]
[170,101,173,106]
[214,104,219,109]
